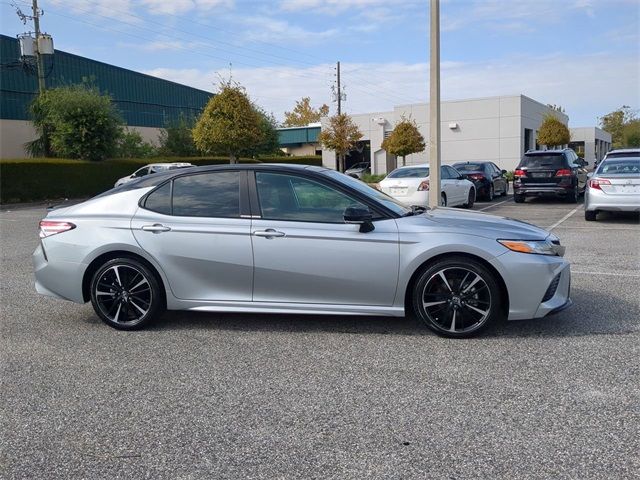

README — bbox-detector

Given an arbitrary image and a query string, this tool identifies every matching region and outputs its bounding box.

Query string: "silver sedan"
[33,164,571,338]
[584,157,640,221]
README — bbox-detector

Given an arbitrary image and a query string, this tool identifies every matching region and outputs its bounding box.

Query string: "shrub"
[0,156,323,203]
[30,85,123,161]
[116,130,157,158]
[361,173,386,183]
[158,115,198,157]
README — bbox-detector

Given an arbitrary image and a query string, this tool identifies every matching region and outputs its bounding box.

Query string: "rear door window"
[172,171,240,218]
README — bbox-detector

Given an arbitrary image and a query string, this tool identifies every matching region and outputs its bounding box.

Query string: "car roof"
[606,148,640,154]
[452,161,491,164]
[524,149,567,155]
[147,162,193,167]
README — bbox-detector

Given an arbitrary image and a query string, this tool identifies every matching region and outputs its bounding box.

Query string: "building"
[569,127,612,165]
[0,34,213,158]
[320,95,582,173]
[277,124,322,156]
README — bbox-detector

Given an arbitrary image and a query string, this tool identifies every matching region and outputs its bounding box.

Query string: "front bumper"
[489,251,572,320]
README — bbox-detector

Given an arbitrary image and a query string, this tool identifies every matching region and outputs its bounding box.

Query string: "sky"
[1,0,639,126]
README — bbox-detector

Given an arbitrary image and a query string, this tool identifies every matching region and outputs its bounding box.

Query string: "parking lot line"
[548,206,581,230]
[478,198,511,211]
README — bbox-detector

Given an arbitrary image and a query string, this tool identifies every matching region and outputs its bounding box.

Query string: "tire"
[486,184,495,201]
[463,188,475,209]
[412,256,503,338]
[585,210,597,221]
[440,193,447,207]
[90,257,164,330]
[566,187,579,203]
[514,193,525,203]
[501,182,508,196]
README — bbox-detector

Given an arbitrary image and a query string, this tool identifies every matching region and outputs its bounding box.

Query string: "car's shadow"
[590,211,640,224]
[131,286,637,339]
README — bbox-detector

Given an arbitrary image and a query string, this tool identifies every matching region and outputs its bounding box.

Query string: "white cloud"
[240,17,339,45]
[117,39,203,52]
[280,0,418,15]
[140,0,234,15]
[48,0,138,21]
[143,52,638,126]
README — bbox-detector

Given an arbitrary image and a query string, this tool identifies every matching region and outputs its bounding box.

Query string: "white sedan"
[114,162,194,188]
[379,164,476,208]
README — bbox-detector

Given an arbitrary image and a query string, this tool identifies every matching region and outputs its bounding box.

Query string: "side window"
[446,166,459,179]
[133,167,149,178]
[144,181,172,215]
[256,172,367,223]
[172,171,240,218]
[440,167,451,180]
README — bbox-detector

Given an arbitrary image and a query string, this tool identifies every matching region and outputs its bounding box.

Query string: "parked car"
[33,164,571,338]
[114,162,193,187]
[452,161,508,201]
[595,149,640,168]
[378,164,476,208]
[584,156,640,221]
[513,149,588,203]
[345,162,371,179]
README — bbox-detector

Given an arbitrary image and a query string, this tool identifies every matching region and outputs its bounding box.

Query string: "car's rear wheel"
[501,182,508,196]
[566,187,579,203]
[463,188,475,209]
[440,193,447,207]
[486,184,495,201]
[514,193,525,203]
[412,257,503,338]
[585,210,597,221]
[90,258,164,330]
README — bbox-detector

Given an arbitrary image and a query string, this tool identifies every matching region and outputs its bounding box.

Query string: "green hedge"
[0,156,323,203]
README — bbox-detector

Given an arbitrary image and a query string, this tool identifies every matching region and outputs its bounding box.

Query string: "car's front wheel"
[463,188,475,209]
[90,257,164,330]
[412,256,503,338]
[585,210,597,221]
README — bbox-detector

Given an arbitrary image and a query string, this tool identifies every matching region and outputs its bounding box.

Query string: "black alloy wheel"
[90,258,164,330]
[413,256,502,338]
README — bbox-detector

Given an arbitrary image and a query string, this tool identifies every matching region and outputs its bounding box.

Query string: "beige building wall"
[281,144,319,156]
[0,120,163,159]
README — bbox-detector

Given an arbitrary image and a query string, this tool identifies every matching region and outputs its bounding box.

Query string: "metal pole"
[428,0,441,208]
[337,61,341,115]
[32,0,45,93]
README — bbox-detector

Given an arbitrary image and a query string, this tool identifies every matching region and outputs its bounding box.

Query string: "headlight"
[498,239,565,256]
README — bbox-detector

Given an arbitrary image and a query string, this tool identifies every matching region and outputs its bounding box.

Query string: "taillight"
[469,174,485,180]
[418,180,430,191]
[514,169,526,178]
[39,220,76,238]
[588,178,611,190]
[555,169,572,177]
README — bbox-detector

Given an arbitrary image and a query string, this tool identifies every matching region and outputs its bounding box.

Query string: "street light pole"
[428,0,441,208]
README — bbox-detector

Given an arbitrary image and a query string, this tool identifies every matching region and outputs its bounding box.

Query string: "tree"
[600,106,638,148]
[192,81,263,163]
[381,117,426,166]
[29,85,122,160]
[242,108,281,157]
[283,97,329,127]
[622,119,640,147]
[318,113,363,172]
[537,114,570,148]
[158,114,198,157]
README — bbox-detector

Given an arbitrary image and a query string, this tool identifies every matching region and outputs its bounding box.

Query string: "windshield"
[387,167,429,178]
[605,151,639,159]
[348,163,369,170]
[597,159,640,175]
[321,170,411,216]
[519,155,566,169]
[453,163,484,171]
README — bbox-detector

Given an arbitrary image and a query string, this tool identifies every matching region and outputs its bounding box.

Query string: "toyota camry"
[33,164,572,338]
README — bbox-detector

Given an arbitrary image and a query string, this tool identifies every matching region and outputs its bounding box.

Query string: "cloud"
[140,0,234,15]
[143,52,638,127]
[239,17,339,45]
[279,0,419,15]
[117,40,203,52]
[48,0,138,21]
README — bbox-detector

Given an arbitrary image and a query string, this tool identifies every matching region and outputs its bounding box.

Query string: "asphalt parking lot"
[1,195,639,479]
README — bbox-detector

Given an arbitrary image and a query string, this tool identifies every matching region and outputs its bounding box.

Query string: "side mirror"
[501,169,507,175]
[344,205,375,233]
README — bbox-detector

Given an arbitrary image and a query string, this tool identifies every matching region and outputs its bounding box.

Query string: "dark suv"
[513,149,588,203]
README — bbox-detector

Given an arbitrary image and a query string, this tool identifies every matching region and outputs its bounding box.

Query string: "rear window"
[605,151,640,159]
[453,163,484,171]
[598,159,640,175]
[387,167,429,178]
[519,154,566,169]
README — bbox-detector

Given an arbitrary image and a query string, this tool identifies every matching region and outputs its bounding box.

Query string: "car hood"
[400,207,552,241]
[116,175,132,184]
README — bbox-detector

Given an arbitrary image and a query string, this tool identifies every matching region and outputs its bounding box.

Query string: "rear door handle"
[253,229,285,238]
[142,224,171,233]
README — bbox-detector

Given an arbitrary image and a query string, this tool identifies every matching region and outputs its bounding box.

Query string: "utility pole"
[428,0,442,208]
[31,0,46,93]
[337,61,341,115]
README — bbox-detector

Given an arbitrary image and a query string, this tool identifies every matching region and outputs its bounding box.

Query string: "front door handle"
[141,224,171,233]
[253,229,285,238]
